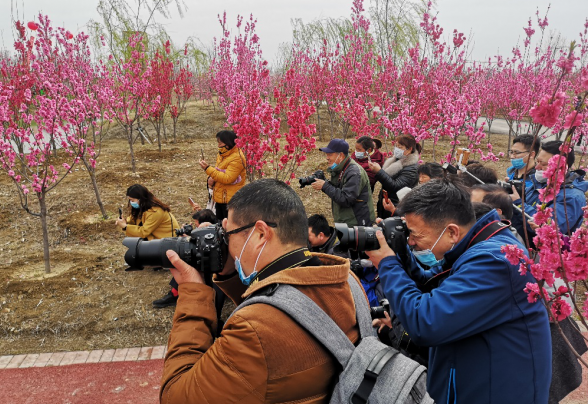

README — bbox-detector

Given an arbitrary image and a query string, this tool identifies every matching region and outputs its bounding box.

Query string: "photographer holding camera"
[159,179,362,403]
[364,180,551,404]
[310,139,375,227]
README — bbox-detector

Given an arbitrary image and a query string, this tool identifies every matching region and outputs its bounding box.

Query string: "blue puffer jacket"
[523,170,588,234]
[379,210,551,404]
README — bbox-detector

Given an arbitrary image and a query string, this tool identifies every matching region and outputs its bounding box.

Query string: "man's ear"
[447,224,461,243]
[254,220,274,243]
[496,208,503,216]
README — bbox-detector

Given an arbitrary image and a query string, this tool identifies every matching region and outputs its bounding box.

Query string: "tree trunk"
[163,118,168,142]
[84,159,107,219]
[128,125,137,172]
[138,116,145,145]
[173,119,177,142]
[38,192,51,273]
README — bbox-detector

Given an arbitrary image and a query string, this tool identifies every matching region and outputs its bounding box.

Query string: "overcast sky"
[1,0,586,64]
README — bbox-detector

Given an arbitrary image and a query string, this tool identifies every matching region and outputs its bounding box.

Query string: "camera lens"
[122,237,191,269]
[333,223,380,252]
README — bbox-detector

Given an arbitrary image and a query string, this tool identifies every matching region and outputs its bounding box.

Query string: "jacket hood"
[242,253,350,299]
[567,169,588,192]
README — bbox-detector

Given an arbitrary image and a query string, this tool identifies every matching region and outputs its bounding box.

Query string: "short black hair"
[513,134,540,155]
[482,192,514,220]
[472,202,494,220]
[397,179,476,229]
[460,164,498,187]
[308,214,331,237]
[417,162,445,180]
[228,179,308,246]
[541,140,575,168]
[471,183,503,193]
[216,130,237,149]
[355,136,375,152]
[192,209,218,224]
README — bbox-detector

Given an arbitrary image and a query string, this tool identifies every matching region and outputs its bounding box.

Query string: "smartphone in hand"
[118,207,123,219]
[383,190,389,203]
[201,148,205,161]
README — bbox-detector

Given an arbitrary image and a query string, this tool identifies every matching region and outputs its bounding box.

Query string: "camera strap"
[249,248,314,286]
[422,220,510,291]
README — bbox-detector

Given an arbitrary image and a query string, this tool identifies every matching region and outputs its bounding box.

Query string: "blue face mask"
[412,226,448,268]
[355,151,365,159]
[329,154,341,170]
[510,157,527,170]
[235,228,267,286]
[130,201,140,209]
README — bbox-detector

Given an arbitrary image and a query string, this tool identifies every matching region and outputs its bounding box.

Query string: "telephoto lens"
[122,224,227,275]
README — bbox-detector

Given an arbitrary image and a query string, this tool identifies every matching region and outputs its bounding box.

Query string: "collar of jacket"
[241,253,350,299]
[382,152,419,177]
[443,209,500,269]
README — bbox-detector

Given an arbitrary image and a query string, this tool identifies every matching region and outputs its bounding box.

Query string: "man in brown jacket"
[160,179,360,403]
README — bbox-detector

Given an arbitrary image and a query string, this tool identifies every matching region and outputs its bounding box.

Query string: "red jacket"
[351,149,385,187]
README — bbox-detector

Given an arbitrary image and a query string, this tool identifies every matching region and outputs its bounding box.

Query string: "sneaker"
[152,291,178,308]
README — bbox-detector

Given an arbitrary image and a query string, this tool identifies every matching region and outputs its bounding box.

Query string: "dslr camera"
[299,170,325,188]
[370,298,390,319]
[122,224,226,284]
[334,217,409,266]
[175,224,193,237]
[497,179,524,196]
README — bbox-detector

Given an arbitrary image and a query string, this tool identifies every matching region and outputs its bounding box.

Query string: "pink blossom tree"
[0,17,96,272]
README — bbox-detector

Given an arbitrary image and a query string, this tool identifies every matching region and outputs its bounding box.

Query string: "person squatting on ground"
[160,179,363,403]
[311,138,375,227]
[365,179,552,404]
[199,130,247,222]
[115,184,179,241]
[368,134,420,219]
[351,135,385,192]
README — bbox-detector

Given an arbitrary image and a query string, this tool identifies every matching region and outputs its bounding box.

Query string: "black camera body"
[497,179,524,195]
[334,217,409,266]
[370,299,390,319]
[123,224,226,283]
[299,170,326,188]
[175,224,194,237]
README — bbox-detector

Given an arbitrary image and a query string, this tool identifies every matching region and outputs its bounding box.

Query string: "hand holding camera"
[364,230,396,269]
[166,250,204,285]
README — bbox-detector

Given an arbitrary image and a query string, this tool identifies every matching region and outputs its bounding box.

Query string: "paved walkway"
[0,346,166,404]
[1,339,587,403]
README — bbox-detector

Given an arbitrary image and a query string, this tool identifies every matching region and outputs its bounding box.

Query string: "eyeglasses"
[223,221,277,245]
[508,150,529,156]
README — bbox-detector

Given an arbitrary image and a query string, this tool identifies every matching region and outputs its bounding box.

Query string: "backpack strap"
[351,347,399,404]
[467,220,510,249]
[229,274,375,367]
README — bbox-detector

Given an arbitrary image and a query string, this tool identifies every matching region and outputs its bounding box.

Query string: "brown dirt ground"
[0,101,552,355]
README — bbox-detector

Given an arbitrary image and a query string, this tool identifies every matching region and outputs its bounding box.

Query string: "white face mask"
[534,170,548,183]
[393,147,405,159]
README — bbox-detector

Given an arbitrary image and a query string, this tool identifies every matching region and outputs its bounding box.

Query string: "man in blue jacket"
[523,140,587,234]
[366,180,551,404]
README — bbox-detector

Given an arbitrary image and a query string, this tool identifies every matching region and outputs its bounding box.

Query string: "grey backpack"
[232,275,434,404]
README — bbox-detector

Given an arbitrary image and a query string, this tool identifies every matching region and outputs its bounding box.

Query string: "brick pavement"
[0,345,167,370]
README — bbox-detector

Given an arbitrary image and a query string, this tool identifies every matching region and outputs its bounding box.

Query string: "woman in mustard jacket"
[199,130,246,221]
[115,184,179,240]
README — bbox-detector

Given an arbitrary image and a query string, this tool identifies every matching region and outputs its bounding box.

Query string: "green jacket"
[321,157,375,227]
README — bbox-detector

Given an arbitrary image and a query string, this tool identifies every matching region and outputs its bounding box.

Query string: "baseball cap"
[319,139,349,154]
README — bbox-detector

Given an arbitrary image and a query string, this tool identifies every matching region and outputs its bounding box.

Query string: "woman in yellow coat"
[115,184,179,240]
[199,130,246,221]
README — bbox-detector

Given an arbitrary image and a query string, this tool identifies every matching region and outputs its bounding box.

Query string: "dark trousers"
[215,203,228,222]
